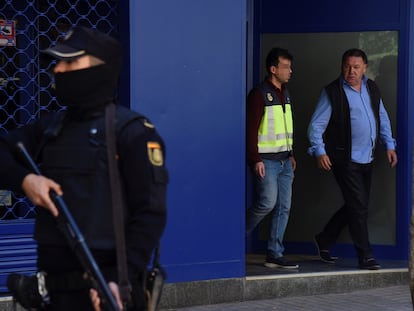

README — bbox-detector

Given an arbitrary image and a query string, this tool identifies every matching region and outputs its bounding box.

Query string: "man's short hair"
[265,47,293,74]
[341,48,368,66]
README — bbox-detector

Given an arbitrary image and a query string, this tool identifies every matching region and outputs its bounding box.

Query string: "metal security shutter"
[0,223,36,292]
[0,0,121,294]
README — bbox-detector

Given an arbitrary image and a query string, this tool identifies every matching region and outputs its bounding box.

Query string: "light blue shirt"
[307,76,396,164]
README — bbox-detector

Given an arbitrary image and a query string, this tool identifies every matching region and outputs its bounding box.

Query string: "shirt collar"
[264,78,286,93]
[340,75,368,88]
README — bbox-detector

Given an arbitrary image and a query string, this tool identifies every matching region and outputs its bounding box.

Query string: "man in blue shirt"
[307,48,397,270]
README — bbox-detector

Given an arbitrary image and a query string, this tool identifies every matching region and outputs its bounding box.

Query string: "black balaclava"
[54,62,119,118]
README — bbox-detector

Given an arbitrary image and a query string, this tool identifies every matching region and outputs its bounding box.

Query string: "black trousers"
[37,246,147,311]
[317,161,373,262]
[45,288,94,311]
[38,270,146,311]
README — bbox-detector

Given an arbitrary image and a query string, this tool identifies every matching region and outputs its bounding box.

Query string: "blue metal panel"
[259,0,401,32]
[0,222,36,292]
[398,0,414,259]
[130,0,247,283]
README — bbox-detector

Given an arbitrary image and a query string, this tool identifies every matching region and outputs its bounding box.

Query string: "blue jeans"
[246,158,294,258]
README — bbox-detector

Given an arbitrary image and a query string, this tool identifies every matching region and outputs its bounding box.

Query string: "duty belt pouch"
[7,272,50,310]
[105,103,165,311]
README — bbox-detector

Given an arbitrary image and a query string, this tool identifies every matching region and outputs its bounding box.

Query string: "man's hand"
[21,173,63,217]
[386,150,398,168]
[316,154,332,171]
[90,282,123,311]
[290,156,297,171]
[254,161,265,179]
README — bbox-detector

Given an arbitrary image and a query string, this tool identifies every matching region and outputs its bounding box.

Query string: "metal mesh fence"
[0,0,120,221]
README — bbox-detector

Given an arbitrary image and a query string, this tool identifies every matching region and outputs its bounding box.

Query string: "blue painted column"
[129,0,247,282]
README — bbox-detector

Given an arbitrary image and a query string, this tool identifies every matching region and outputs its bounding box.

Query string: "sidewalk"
[162,285,412,311]
[157,255,409,310]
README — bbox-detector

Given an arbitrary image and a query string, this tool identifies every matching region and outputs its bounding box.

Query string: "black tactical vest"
[259,81,291,107]
[34,106,142,249]
[324,78,381,163]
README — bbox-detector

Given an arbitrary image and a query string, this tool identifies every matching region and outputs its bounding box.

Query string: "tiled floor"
[164,285,412,311]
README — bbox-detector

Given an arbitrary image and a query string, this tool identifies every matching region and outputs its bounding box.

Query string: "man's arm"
[22,173,62,216]
[307,89,332,157]
[0,133,33,192]
[246,88,265,168]
[0,119,63,214]
[307,89,334,171]
[0,114,57,191]
[118,120,168,275]
[378,99,396,148]
[377,99,397,168]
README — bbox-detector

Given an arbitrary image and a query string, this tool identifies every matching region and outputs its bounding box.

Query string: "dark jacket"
[324,78,381,163]
[0,105,168,277]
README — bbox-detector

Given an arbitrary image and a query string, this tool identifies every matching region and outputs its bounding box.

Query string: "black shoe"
[264,256,299,269]
[359,258,381,270]
[314,235,338,264]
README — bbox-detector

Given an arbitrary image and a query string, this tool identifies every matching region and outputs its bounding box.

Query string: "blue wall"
[129,0,247,283]
[128,0,413,284]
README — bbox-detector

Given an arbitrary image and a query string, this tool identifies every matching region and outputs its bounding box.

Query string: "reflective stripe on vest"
[258,103,293,153]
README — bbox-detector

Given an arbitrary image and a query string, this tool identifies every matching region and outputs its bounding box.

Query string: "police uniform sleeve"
[117,117,168,275]
[0,119,47,192]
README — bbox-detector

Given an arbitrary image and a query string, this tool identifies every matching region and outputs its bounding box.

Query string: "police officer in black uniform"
[0,26,168,310]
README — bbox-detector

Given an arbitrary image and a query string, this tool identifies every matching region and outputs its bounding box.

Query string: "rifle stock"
[16,142,120,311]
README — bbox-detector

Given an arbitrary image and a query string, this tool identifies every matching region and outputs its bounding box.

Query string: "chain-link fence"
[0,0,120,221]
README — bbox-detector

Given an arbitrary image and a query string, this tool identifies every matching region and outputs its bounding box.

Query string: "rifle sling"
[105,103,132,305]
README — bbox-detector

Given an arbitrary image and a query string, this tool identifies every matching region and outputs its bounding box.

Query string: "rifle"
[16,142,120,311]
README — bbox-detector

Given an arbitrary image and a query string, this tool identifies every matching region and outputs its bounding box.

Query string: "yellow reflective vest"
[257,83,293,154]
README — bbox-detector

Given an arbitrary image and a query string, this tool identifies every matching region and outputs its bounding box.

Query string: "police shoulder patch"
[147,141,164,166]
[266,92,273,102]
[143,120,155,129]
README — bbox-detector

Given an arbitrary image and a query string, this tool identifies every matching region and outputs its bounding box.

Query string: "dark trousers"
[45,288,94,311]
[317,161,373,261]
[39,270,146,311]
[37,245,147,311]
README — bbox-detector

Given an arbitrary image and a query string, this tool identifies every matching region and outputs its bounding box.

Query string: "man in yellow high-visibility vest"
[246,47,298,269]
